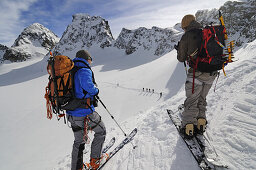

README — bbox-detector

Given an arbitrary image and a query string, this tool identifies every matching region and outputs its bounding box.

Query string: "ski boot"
[196,118,207,135]
[84,153,109,170]
[180,123,194,139]
[85,158,100,170]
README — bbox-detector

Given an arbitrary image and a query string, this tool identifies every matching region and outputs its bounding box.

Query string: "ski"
[176,104,228,169]
[102,137,116,154]
[167,109,227,169]
[84,128,137,170]
[98,128,137,170]
[195,134,228,169]
[83,137,115,155]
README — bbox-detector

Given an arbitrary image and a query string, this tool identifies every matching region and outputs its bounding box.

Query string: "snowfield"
[0,40,256,170]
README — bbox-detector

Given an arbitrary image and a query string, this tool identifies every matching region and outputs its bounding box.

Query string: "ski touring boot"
[196,118,207,135]
[181,123,194,139]
[84,153,109,170]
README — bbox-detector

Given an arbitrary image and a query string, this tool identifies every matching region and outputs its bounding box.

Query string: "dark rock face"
[3,49,31,62]
[0,44,9,63]
[114,27,182,56]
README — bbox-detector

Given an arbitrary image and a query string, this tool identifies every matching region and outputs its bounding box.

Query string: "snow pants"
[68,112,106,170]
[181,69,217,127]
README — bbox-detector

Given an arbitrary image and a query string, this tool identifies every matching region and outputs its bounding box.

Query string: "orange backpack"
[44,54,74,120]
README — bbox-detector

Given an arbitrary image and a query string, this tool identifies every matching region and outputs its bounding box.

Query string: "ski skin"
[84,128,137,170]
[167,109,227,170]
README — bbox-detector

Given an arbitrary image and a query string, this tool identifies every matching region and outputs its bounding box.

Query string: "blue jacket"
[66,57,99,117]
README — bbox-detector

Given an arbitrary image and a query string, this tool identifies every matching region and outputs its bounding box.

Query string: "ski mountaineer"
[176,15,217,138]
[66,50,106,170]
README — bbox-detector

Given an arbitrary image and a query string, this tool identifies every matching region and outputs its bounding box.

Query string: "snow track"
[205,52,256,170]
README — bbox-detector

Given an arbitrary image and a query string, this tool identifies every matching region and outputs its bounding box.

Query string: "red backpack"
[186,11,234,93]
[188,24,233,93]
[189,25,227,73]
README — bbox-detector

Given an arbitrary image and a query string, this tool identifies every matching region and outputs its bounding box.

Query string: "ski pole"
[96,96,137,149]
[183,62,188,75]
[96,96,127,136]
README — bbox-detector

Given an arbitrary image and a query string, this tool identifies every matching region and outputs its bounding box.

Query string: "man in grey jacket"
[177,15,217,138]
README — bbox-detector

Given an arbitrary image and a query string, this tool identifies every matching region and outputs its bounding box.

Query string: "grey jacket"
[177,20,202,62]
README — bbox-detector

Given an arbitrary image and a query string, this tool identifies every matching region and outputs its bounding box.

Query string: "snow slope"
[54,40,256,170]
[0,39,256,170]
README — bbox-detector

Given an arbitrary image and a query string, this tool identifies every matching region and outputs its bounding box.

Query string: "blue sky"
[0,0,232,46]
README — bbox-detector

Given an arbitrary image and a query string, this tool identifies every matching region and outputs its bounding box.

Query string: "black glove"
[93,95,99,107]
[174,42,180,50]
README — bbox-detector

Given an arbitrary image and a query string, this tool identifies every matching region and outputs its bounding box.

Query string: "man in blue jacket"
[66,50,106,170]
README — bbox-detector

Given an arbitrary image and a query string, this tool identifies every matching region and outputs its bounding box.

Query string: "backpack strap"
[71,66,88,98]
[72,60,97,112]
[73,60,97,85]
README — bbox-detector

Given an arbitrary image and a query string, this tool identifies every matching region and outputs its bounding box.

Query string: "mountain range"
[0,0,255,63]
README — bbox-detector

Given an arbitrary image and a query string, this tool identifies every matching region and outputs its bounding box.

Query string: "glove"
[95,88,99,96]
[93,96,99,107]
[174,42,180,51]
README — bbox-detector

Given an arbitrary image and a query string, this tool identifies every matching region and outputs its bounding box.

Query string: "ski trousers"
[68,112,106,170]
[181,69,217,127]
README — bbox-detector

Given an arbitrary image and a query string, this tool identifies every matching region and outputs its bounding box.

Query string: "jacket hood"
[186,20,202,31]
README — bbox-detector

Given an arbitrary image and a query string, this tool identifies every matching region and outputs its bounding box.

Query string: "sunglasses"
[88,56,92,61]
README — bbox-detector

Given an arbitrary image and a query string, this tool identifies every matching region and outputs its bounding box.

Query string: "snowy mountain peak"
[2,23,59,62]
[54,13,114,55]
[114,26,182,56]
[12,22,59,50]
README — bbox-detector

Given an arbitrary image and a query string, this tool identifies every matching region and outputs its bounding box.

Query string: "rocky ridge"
[0,44,9,63]
[196,0,256,47]
[114,26,182,56]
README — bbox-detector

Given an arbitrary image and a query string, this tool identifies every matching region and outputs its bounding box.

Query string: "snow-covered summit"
[54,13,114,55]
[195,0,256,47]
[12,23,59,50]
[3,23,59,62]
[114,26,182,56]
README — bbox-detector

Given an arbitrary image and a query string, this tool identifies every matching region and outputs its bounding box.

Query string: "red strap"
[201,28,214,63]
[83,116,91,144]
